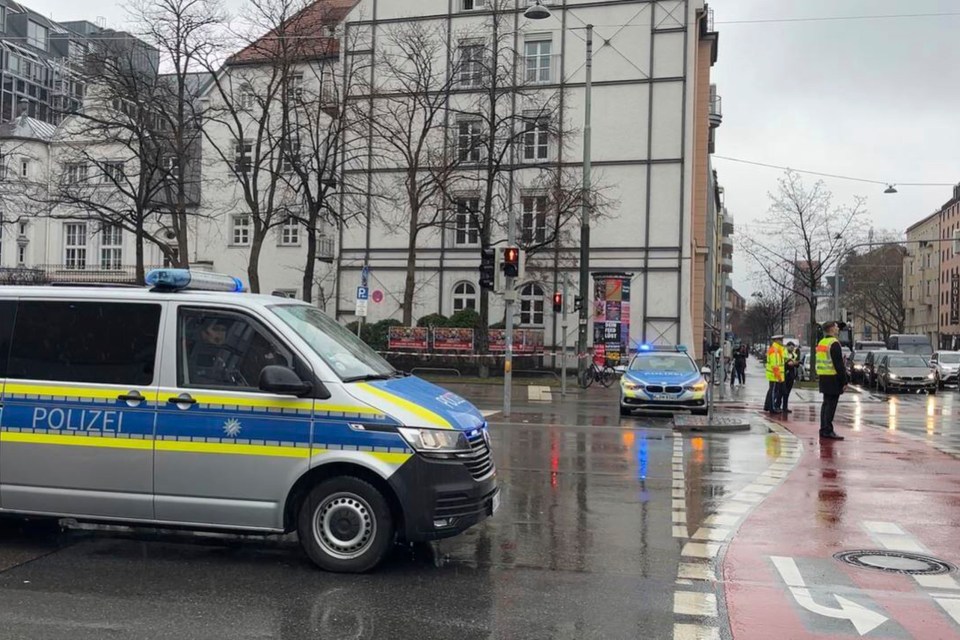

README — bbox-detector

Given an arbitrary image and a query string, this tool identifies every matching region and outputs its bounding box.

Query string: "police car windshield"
[630,353,697,374]
[271,305,396,381]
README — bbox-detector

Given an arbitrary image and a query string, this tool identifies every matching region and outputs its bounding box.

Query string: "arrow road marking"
[771,556,888,636]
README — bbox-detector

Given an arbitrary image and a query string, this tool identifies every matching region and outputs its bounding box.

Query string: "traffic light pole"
[503,237,517,418]
[561,274,569,397]
[577,25,594,383]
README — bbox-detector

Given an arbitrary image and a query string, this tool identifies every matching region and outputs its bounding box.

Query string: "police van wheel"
[298,477,393,573]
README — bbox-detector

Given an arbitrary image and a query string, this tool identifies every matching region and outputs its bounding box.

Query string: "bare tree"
[360,21,470,325]
[199,0,331,293]
[840,241,906,341]
[740,171,867,370]
[744,280,793,345]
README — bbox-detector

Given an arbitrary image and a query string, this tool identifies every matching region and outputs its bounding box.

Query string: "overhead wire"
[713,156,954,188]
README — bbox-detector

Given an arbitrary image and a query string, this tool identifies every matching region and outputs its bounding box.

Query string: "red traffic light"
[502,246,520,277]
[552,292,563,313]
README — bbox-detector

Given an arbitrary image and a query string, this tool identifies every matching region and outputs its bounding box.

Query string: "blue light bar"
[146,269,245,293]
[639,344,652,351]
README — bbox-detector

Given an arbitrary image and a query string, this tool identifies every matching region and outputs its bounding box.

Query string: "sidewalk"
[721,415,960,639]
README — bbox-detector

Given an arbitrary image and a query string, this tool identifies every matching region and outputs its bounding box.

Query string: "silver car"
[931,351,960,388]
[875,354,937,394]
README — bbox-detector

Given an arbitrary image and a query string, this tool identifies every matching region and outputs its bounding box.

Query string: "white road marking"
[741,484,774,495]
[673,623,720,640]
[673,489,686,499]
[480,410,499,417]
[678,562,716,581]
[916,574,960,590]
[674,591,718,616]
[672,499,685,510]
[673,511,688,523]
[771,556,888,636]
[682,542,720,559]
[730,493,763,504]
[933,596,960,627]
[673,479,686,489]
[873,534,925,553]
[704,514,740,527]
[692,527,731,542]
[863,521,905,535]
[716,501,751,514]
[673,525,690,539]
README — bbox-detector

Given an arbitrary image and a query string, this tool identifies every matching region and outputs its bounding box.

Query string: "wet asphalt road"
[0,370,955,639]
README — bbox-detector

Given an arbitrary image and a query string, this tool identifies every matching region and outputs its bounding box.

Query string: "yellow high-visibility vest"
[816,337,839,376]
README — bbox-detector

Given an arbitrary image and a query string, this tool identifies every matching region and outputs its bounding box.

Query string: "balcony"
[721,255,733,274]
[709,93,723,129]
[317,234,336,263]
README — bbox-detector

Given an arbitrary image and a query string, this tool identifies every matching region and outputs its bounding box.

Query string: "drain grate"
[835,550,956,576]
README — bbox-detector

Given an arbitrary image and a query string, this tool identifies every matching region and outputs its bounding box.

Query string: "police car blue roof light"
[146,269,245,293]
[639,344,652,352]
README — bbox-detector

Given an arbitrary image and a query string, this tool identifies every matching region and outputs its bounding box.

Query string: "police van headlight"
[398,427,470,454]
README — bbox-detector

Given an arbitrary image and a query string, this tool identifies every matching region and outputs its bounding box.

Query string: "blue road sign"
[356,286,369,301]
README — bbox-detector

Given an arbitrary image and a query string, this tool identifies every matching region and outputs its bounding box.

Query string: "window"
[64,222,87,269]
[289,72,304,101]
[27,21,48,51]
[17,244,25,266]
[453,281,478,313]
[238,85,256,110]
[0,153,6,180]
[65,162,88,185]
[280,216,300,246]
[232,214,251,245]
[458,44,484,87]
[461,0,487,10]
[281,141,301,173]
[0,7,6,32]
[103,161,125,184]
[164,156,181,181]
[8,301,161,385]
[519,283,545,326]
[454,198,480,246]
[100,224,122,270]
[178,307,295,391]
[20,159,28,178]
[521,195,548,245]
[522,112,550,162]
[456,120,483,163]
[524,37,553,84]
[234,139,253,172]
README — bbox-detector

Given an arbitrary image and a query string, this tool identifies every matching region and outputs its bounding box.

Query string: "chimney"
[954,182,960,201]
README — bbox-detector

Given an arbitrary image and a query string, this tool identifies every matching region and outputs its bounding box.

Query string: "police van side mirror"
[259,365,313,397]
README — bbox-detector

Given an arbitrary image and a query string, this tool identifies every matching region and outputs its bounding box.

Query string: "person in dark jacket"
[816,321,848,440]
[732,346,747,386]
[781,341,799,414]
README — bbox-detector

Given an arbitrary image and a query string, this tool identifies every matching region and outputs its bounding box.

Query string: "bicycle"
[579,360,617,389]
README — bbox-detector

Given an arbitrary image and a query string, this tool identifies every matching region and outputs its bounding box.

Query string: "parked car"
[930,351,960,388]
[864,349,902,387]
[876,353,937,394]
[855,340,886,352]
[847,351,870,384]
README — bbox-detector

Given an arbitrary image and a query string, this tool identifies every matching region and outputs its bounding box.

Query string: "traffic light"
[479,247,495,291]
[573,295,583,312]
[553,292,563,313]
[502,247,520,278]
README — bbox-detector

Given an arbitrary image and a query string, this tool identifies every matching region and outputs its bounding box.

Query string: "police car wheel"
[298,477,393,573]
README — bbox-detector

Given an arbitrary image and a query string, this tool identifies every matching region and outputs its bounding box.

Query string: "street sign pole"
[356,265,369,337]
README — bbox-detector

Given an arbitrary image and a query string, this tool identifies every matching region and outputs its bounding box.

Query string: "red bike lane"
[723,417,960,639]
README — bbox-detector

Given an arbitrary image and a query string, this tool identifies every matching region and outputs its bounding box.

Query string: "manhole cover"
[835,550,956,575]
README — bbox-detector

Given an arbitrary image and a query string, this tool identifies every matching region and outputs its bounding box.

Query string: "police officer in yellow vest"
[817,321,848,440]
[763,334,786,414]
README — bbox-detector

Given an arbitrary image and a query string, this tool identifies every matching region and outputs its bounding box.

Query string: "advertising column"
[592,272,633,366]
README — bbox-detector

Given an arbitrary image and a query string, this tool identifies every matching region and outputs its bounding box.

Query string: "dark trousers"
[764,381,782,412]
[820,394,840,435]
[782,375,795,412]
[733,366,745,385]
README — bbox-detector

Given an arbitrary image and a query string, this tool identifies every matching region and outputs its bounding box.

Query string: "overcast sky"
[24,0,960,297]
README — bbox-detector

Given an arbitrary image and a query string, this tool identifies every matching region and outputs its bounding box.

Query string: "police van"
[0,270,498,572]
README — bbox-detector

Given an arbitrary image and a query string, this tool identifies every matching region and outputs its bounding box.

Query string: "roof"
[0,285,310,310]
[0,115,57,142]
[905,209,942,235]
[228,0,358,66]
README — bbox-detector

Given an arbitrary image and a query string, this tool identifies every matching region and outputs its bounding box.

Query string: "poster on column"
[592,272,633,366]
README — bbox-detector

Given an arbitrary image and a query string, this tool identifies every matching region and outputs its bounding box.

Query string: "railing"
[0,267,48,285]
[30,264,165,284]
[317,235,336,263]
[709,93,723,127]
[706,7,716,33]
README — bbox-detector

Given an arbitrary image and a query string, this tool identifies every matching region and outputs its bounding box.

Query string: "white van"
[0,270,498,572]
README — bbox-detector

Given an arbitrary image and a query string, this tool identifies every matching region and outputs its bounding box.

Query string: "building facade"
[904,210,940,348]
[937,186,960,349]
[333,0,721,359]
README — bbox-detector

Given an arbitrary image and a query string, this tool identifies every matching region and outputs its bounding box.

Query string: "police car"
[0,270,498,573]
[619,346,709,416]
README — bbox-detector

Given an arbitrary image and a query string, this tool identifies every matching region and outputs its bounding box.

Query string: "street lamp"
[525,2,594,381]
[884,184,898,194]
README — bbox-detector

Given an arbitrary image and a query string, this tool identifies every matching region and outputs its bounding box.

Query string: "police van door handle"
[167,394,197,406]
[117,391,145,404]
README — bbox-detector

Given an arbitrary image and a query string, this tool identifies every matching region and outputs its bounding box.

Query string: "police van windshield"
[271,305,396,381]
